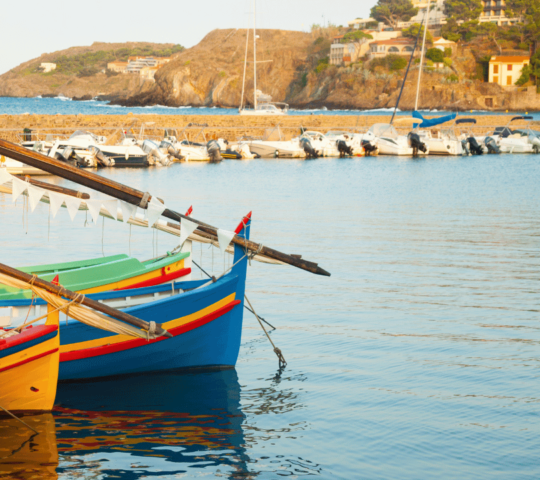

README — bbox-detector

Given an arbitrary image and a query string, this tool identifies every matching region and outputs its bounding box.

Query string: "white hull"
[0,159,49,176]
[246,141,305,158]
[424,138,463,156]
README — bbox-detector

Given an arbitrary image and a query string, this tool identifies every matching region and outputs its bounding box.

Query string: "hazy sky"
[0,0,373,74]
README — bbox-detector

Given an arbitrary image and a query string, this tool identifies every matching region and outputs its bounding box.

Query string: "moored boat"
[56,217,251,381]
[0,305,60,412]
[0,251,191,301]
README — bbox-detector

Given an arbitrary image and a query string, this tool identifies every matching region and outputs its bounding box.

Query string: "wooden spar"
[14,175,90,199]
[0,262,172,338]
[0,139,331,277]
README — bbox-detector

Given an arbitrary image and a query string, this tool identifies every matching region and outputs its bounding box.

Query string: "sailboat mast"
[240,27,250,111]
[253,0,257,110]
[414,0,431,111]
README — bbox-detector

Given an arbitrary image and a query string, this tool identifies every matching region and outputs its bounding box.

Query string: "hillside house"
[489,56,530,86]
[479,0,521,26]
[368,38,417,60]
[107,61,129,73]
[39,63,56,73]
[330,36,364,65]
[433,37,457,53]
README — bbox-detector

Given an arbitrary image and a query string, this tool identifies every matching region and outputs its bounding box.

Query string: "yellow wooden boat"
[0,305,59,412]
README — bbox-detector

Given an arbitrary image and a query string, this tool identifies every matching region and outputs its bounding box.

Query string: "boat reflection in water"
[54,369,249,478]
[0,413,58,480]
[0,369,249,479]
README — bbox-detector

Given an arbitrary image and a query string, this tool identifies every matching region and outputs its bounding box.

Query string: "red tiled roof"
[490,56,530,62]
[369,38,415,46]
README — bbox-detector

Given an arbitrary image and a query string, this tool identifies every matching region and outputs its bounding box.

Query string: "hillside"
[0,42,183,99]
[118,28,540,111]
[1,30,540,111]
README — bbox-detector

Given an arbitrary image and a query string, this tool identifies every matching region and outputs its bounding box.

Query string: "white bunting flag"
[48,191,65,218]
[146,197,166,228]
[179,217,198,246]
[217,229,236,254]
[27,186,45,212]
[101,199,118,221]
[63,195,81,221]
[120,201,137,223]
[0,168,12,185]
[12,178,28,202]
[85,200,103,225]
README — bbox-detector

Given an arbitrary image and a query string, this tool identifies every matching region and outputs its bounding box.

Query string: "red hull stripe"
[60,300,241,363]
[0,325,58,351]
[0,348,59,373]
[114,267,191,291]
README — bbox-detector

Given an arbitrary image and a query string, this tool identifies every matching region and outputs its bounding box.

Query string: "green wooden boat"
[1,252,191,301]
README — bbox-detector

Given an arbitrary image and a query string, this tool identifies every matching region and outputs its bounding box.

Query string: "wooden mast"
[0,139,330,276]
[0,261,172,338]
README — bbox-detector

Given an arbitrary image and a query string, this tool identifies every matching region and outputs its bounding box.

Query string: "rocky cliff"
[2,31,540,111]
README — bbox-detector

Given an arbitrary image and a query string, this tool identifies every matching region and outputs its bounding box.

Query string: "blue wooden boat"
[0,219,251,381]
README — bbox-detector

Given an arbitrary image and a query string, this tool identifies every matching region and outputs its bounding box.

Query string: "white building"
[40,63,56,73]
[489,55,530,86]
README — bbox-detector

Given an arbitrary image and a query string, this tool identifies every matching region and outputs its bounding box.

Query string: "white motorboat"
[478,116,540,154]
[240,126,305,158]
[415,129,463,156]
[363,124,418,156]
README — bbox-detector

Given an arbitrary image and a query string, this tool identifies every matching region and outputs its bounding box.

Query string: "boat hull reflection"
[53,369,249,478]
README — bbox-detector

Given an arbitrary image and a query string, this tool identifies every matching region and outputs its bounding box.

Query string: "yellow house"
[489,56,530,86]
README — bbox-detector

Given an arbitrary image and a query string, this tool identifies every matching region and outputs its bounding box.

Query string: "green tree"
[426,47,444,62]
[443,0,482,22]
[402,23,433,43]
[516,64,533,85]
[342,31,374,43]
[506,0,540,47]
[370,0,418,29]
[442,0,482,42]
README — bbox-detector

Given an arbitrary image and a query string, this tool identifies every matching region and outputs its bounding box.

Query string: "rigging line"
[245,295,286,367]
[0,405,39,435]
[390,15,425,125]
[415,0,432,111]
[191,258,276,330]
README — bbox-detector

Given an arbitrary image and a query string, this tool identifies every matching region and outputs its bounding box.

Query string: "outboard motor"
[206,139,222,163]
[407,132,428,156]
[361,140,378,156]
[142,139,171,166]
[300,137,319,159]
[159,140,184,161]
[484,136,501,154]
[461,139,470,156]
[336,140,353,158]
[529,134,540,153]
[467,136,484,155]
[89,146,113,167]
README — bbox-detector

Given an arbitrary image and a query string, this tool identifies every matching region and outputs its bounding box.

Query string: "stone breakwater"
[0,114,528,144]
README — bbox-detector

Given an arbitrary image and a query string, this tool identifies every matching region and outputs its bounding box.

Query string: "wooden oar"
[14,175,90,199]
[0,139,330,277]
[0,262,172,338]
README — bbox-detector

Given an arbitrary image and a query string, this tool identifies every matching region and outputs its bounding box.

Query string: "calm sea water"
[0,96,529,117]
[1,154,540,479]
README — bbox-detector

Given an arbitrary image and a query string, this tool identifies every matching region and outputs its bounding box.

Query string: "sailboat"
[410,0,462,156]
[238,1,289,116]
